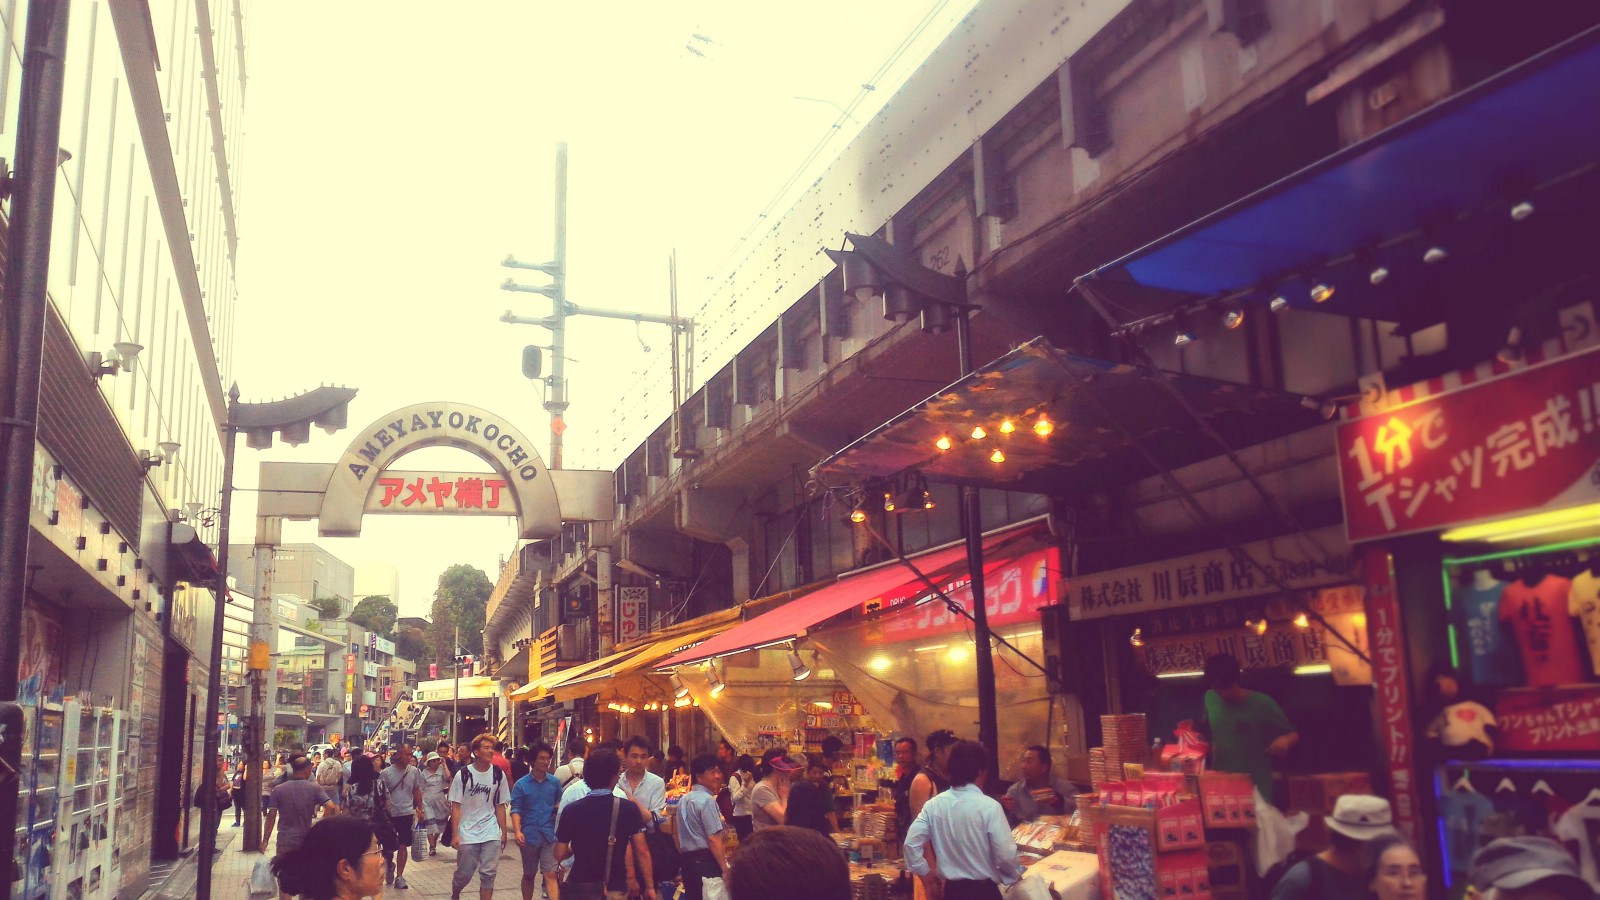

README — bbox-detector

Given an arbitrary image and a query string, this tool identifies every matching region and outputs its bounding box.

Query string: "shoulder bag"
[564,797,623,900]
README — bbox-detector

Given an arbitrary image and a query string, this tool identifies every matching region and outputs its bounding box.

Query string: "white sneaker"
[394,876,409,889]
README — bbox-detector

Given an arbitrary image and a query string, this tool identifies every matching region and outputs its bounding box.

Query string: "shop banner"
[863,546,1058,643]
[1338,347,1600,542]
[1362,545,1421,845]
[617,586,650,644]
[1066,525,1353,621]
[1496,685,1600,753]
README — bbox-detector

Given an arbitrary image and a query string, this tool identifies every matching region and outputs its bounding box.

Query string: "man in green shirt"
[1201,654,1297,800]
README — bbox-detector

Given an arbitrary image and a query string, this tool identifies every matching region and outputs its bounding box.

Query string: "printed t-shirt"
[448,764,512,844]
[556,790,647,891]
[1203,689,1294,800]
[1569,571,1600,677]
[1457,578,1521,685]
[750,781,782,831]
[1439,788,1496,875]
[268,779,331,853]
[1553,801,1600,888]
[1500,575,1585,686]
[379,764,421,815]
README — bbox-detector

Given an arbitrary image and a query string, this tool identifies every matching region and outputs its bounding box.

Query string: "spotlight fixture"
[922,489,935,510]
[1369,266,1389,285]
[1223,306,1246,330]
[140,440,182,471]
[989,448,1005,463]
[1510,201,1535,221]
[1310,283,1335,304]
[706,666,726,696]
[670,673,689,699]
[1496,326,1524,364]
[1269,295,1290,313]
[935,435,952,451]
[970,425,987,440]
[1032,417,1054,437]
[849,507,867,524]
[998,419,1016,434]
[1173,312,1195,346]
[88,341,145,381]
[1243,618,1268,636]
[1300,395,1340,420]
[1423,246,1448,265]
[1129,627,1145,648]
[786,646,812,681]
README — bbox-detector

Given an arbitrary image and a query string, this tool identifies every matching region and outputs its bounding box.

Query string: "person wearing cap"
[420,751,452,856]
[1270,795,1398,900]
[1201,653,1298,801]
[751,749,803,832]
[1469,836,1594,900]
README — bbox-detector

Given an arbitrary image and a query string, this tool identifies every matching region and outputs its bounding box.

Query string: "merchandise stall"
[1332,341,1600,896]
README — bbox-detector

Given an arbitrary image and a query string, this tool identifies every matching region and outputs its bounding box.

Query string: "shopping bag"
[1001,874,1052,900]
[411,824,428,862]
[702,876,730,900]
[247,857,277,898]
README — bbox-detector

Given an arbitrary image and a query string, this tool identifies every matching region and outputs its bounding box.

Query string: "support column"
[596,546,614,656]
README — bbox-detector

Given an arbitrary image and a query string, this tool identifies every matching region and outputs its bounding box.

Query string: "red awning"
[661,523,1047,669]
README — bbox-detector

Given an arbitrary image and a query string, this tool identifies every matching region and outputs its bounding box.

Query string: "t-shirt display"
[1457,576,1521,686]
[1552,796,1600,889]
[448,764,511,845]
[1569,570,1600,677]
[1499,575,1585,687]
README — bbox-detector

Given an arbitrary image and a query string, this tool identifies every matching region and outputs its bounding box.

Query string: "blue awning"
[1082,25,1600,326]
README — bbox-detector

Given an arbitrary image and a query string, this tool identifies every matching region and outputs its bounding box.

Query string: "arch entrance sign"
[257,401,612,539]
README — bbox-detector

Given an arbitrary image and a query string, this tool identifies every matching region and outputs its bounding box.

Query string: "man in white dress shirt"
[904,740,1021,900]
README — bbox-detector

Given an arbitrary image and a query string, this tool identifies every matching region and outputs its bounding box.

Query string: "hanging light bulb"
[1423,246,1448,265]
[1223,306,1245,330]
[849,507,867,524]
[1293,612,1310,630]
[786,646,812,681]
[1033,417,1054,437]
[1510,201,1535,221]
[883,492,896,512]
[1129,627,1145,648]
[1309,283,1335,304]
[989,448,1005,463]
[970,425,987,440]
[922,490,935,510]
[935,435,952,451]
[1369,266,1389,285]
[706,666,727,696]
[998,419,1016,434]
[1269,295,1290,313]
[670,673,689,699]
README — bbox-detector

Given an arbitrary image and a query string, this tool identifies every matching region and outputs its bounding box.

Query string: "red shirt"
[492,752,512,778]
[1499,575,1585,686]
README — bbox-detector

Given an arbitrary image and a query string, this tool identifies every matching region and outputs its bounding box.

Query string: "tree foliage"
[348,595,398,636]
[428,564,492,665]
[308,596,342,620]
[394,626,428,664]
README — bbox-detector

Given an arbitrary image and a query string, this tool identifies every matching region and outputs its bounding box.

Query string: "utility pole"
[501,143,694,469]
[452,622,460,740]
[0,3,71,888]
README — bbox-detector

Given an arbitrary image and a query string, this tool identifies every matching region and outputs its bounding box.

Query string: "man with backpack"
[450,734,513,900]
[315,746,346,805]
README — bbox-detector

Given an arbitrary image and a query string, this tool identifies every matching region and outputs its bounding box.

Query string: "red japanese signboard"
[1496,684,1600,753]
[862,547,1058,643]
[365,470,513,514]
[1337,348,1600,541]
[617,587,650,644]
[1362,545,1421,845]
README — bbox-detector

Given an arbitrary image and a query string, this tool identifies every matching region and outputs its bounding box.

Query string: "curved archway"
[318,402,560,539]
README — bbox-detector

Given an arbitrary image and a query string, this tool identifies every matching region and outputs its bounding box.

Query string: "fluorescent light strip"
[1155,670,1205,679]
[1439,502,1600,543]
[1293,664,1333,676]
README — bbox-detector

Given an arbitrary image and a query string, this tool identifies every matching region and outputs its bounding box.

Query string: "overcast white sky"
[229,2,976,618]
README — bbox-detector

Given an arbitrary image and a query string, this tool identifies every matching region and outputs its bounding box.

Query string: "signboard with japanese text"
[617,587,650,644]
[1338,348,1600,541]
[1496,685,1600,753]
[859,546,1059,644]
[1066,525,1353,621]
[365,471,516,515]
[1362,546,1421,844]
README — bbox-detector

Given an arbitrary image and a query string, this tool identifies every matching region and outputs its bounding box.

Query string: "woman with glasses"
[272,815,386,900]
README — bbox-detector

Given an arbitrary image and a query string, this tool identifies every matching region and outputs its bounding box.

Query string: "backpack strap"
[602,797,623,890]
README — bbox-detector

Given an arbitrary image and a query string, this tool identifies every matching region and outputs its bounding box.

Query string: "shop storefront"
[1337,342,1600,895]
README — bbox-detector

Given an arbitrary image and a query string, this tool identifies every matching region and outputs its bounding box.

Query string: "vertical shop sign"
[1362,545,1420,843]
[344,653,356,715]
[617,587,650,644]
[1337,347,1600,541]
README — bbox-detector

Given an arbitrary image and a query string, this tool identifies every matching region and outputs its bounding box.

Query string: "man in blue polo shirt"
[676,754,731,900]
[511,743,562,900]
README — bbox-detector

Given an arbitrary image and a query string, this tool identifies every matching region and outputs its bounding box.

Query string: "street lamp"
[822,233,1000,764]
[196,384,356,900]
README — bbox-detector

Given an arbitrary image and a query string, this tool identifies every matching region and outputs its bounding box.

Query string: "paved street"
[148,825,534,900]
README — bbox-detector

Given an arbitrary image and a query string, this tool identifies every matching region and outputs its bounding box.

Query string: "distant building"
[229,543,357,616]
